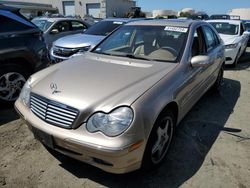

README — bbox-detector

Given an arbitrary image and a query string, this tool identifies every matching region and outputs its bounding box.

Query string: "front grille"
[53,46,90,58]
[30,94,78,128]
[53,46,79,57]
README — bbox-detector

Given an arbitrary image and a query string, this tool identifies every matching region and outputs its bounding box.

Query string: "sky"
[137,0,250,15]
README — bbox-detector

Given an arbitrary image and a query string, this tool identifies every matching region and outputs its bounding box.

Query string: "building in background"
[152,10,177,18]
[229,8,250,20]
[0,0,57,19]
[0,0,136,18]
[178,8,195,17]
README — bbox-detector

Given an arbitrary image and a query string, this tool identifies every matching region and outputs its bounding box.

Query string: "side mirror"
[81,28,87,33]
[191,55,211,67]
[50,29,59,34]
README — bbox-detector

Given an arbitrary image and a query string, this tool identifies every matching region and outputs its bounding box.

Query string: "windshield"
[210,15,230,20]
[32,19,53,32]
[92,25,188,62]
[84,20,125,36]
[209,22,239,35]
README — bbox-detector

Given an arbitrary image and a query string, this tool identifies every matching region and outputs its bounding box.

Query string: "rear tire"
[211,65,224,92]
[0,65,29,105]
[141,110,175,171]
[232,49,241,68]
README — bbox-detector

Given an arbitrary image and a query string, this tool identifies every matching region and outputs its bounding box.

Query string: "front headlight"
[78,46,91,53]
[70,46,91,58]
[86,106,134,137]
[19,78,31,106]
[225,43,238,49]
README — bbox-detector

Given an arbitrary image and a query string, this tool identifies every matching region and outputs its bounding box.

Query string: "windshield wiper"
[125,54,154,61]
[100,52,154,61]
[95,51,171,62]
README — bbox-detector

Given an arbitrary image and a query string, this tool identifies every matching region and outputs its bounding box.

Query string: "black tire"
[232,49,241,68]
[0,64,30,105]
[141,110,175,171]
[211,65,224,92]
[242,47,247,56]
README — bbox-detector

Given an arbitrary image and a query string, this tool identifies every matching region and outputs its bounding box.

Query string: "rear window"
[84,20,124,36]
[71,21,87,31]
[0,10,36,33]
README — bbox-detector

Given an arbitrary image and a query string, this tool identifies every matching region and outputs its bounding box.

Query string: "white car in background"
[207,19,249,67]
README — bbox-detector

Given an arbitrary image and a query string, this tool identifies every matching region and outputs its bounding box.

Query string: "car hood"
[53,33,105,48]
[219,34,238,45]
[31,53,177,122]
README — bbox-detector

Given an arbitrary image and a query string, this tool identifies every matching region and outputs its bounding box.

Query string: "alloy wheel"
[0,72,26,102]
[151,117,174,164]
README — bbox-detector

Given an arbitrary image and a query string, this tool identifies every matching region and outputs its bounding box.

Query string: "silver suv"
[50,18,143,63]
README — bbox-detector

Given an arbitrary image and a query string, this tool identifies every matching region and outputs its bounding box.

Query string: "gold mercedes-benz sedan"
[15,19,225,174]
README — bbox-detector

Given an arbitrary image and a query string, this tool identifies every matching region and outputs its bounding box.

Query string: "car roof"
[102,18,146,23]
[32,17,83,22]
[207,19,241,24]
[0,4,19,12]
[126,19,199,27]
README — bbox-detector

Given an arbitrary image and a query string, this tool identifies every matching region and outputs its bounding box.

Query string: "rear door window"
[202,26,218,52]
[71,21,87,31]
[191,27,206,57]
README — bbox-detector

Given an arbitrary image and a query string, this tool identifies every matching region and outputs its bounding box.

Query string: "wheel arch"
[146,101,179,140]
[141,101,179,169]
[158,101,179,125]
[0,57,33,74]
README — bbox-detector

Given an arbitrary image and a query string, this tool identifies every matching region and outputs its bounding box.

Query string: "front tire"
[141,110,175,171]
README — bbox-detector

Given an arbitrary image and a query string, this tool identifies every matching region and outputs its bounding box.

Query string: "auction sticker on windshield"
[164,26,188,33]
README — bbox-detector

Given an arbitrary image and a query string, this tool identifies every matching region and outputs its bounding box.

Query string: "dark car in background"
[0,5,49,104]
[32,17,90,49]
[210,14,230,20]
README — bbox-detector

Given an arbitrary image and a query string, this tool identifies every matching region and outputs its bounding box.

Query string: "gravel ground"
[1,48,250,188]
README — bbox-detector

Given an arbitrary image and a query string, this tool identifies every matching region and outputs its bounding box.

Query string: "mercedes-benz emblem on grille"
[50,83,61,94]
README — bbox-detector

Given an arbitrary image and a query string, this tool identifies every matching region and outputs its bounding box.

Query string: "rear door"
[178,26,209,115]
[202,25,224,85]
[179,24,223,116]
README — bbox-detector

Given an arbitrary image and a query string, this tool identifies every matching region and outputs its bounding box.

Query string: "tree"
[179,12,192,18]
